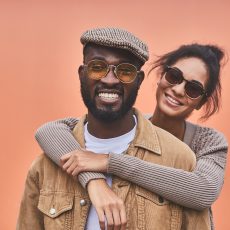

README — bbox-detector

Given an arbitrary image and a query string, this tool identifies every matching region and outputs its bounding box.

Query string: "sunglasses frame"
[163,65,207,99]
[84,59,141,84]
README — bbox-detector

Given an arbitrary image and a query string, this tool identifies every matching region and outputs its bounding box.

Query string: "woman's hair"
[149,44,226,120]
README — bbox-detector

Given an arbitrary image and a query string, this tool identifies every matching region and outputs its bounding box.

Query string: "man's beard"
[80,78,139,122]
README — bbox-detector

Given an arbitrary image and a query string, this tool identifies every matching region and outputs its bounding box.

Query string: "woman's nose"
[171,81,186,97]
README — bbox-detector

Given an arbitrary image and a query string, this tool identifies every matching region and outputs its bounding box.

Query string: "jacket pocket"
[38,190,74,229]
[136,187,169,205]
[136,187,176,230]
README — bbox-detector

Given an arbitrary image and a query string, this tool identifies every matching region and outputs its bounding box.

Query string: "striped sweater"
[35,117,228,229]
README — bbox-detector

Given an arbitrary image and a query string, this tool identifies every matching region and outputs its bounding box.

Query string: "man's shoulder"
[28,154,58,177]
[154,125,195,153]
[30,154,53,167]
[134,108,195,157]
[153,125,183,143]
[27,154,69,192]
[153,125,196,171]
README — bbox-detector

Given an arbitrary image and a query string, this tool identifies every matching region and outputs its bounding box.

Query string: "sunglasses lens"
[164,67,205,99]
[165,68,183,85]
[116,63,137,83]
[87,60,108,80]
[86,60,138,83]
[185,82,204,99]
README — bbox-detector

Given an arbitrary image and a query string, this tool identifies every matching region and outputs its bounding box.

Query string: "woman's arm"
[35,118,106,187]
[58,146,227,211]
[35,118,80,165]
[35,118,228,210]
[108,150,226,210]
[35,119,127,229]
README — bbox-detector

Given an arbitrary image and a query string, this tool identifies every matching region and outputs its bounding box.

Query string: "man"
[17,28,208,230]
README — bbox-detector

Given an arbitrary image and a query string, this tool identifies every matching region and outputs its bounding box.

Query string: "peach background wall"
[1,0,230,229]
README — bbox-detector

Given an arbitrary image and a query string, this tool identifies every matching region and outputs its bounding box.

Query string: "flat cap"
[80,27,149,63]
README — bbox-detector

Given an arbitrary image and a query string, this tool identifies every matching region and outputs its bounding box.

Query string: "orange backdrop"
[1,0,230,229]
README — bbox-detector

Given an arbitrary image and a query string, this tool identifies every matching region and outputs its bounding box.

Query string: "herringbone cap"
[80,27,149,63]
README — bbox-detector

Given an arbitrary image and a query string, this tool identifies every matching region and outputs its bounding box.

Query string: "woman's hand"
[87,179,127,230]
[60,150,109,176]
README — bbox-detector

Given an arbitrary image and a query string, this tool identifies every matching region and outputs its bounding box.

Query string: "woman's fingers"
[62,157,74,171]
[72,165,81,176]
[66,160,78,174]
[60,150,109,176]
[60,152,72,164]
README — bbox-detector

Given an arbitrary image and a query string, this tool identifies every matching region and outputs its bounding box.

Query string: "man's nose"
[100,66,120,85]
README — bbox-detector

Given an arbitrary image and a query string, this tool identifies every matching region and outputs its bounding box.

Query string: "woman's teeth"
[166,95,181,105]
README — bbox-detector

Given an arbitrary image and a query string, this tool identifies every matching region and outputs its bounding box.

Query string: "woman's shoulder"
[186,121,228,154]
[186,121,226,140]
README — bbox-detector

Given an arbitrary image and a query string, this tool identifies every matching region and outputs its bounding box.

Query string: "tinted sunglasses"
[84,59,140,83]
[163,66,207,99]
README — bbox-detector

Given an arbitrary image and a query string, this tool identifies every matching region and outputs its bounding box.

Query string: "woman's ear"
[196,96,207,110]
[156,75,164,86]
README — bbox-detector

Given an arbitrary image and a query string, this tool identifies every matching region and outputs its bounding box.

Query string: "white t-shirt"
[85,116,137,230]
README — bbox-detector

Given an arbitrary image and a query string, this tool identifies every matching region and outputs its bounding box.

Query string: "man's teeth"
[99,93,119,99]
[166,95,180,105]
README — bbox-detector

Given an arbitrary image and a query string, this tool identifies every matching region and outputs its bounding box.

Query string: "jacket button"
[80,199,87,206]
[49,208,56,215]
[158,196,164,203]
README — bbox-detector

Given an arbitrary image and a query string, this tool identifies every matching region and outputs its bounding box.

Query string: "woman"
[35,44,228,229]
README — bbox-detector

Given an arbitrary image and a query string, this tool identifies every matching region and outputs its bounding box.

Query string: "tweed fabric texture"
[80,27,149,63]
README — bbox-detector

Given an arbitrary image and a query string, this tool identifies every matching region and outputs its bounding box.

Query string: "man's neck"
[87,110,136,139]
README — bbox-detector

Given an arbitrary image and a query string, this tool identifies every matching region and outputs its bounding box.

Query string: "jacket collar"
[72,108,161,155]
[132,108,161,155]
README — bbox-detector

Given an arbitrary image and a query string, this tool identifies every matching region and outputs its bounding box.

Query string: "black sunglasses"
[163,66,207,99]
[84,59,140,83]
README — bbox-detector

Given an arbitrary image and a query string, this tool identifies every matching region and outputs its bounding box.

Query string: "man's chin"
[90,108,126,122]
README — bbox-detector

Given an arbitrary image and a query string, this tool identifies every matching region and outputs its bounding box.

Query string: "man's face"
[79,44,144,122]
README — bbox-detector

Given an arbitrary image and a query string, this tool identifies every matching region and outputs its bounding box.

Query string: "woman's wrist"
[99,153,109,173]
[87,178,107,191]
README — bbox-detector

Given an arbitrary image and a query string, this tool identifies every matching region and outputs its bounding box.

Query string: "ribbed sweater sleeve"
[35,118,228,210]
[108,150,226,210]
[108,123,228,210]
[35,118,106,188]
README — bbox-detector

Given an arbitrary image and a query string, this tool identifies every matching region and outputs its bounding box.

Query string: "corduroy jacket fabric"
[17,109,210,229]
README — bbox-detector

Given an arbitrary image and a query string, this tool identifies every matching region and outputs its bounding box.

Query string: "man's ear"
[78,65,84,80]
[137,70,145,89]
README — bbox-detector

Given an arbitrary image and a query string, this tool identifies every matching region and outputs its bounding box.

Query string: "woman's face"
[156,57,209,120]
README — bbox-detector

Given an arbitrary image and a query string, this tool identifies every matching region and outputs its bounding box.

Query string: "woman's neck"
[150,109,186,141]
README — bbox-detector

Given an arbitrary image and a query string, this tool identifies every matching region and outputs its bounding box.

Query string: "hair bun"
[206,45,225,63]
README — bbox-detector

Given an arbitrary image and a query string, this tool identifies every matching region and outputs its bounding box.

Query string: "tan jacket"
[17,109,210,229]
